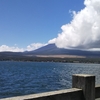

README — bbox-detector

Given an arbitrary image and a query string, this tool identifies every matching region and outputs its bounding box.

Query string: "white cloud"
[48,38,56,44]
[0,43,47,52]
[87,48,100,51]
[52,0,100,51]
[26,43,46,51]
[0,45,24,52]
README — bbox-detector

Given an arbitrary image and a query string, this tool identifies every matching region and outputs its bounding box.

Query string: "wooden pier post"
[72,74,95,100]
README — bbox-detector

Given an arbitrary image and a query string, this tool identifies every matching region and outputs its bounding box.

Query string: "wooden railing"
[1,74,100,100]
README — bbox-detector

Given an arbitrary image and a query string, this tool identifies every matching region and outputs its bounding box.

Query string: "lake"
[0,61,100,99]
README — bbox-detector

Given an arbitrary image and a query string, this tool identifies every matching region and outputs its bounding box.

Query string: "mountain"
[0,44,100,59]
[24,44,100,57]
[25,44,68,55]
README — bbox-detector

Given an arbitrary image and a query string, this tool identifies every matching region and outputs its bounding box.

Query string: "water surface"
[0,61,100,98]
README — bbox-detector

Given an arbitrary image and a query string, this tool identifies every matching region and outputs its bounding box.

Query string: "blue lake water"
[0,61,100,99]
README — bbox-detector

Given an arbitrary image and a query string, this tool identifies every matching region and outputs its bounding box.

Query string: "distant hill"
[24,44,68,55]
[0,44,100,59]
[24,44,100,57]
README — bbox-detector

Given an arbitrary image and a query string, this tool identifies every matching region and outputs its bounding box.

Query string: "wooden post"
[72,74,95,100]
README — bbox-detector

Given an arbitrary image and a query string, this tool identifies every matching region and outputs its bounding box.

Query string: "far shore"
[0,55,100,64]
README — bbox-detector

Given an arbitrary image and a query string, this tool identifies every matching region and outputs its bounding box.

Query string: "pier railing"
[2,74,100,100]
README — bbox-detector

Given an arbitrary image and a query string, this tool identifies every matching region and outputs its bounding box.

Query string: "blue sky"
[0,0,85,51]
[1,0,100,52]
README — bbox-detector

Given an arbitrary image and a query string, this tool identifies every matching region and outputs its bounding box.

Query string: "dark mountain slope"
[24,44,100,57]
[0,44,100,58]
[25,44,68,55]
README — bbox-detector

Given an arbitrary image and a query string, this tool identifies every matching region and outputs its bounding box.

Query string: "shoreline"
[0,57,100,64]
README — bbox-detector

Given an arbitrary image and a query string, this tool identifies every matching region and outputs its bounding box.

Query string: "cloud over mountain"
[50,0,100,50]
[26,43,46,51]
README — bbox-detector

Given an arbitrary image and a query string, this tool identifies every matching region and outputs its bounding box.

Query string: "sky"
[0,0,100,52]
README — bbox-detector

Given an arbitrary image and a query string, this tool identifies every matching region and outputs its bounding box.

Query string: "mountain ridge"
[24,43,100,57]
[0,43,100,58]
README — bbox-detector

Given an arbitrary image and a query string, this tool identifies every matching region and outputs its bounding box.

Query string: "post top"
[73,74,95,77]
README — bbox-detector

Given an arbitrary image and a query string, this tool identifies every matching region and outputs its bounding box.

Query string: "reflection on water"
[0,61,100,98]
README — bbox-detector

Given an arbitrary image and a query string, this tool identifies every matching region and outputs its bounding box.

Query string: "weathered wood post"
[72,74,95,100]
